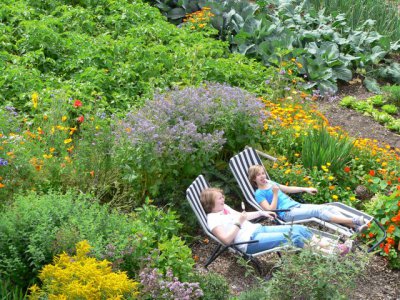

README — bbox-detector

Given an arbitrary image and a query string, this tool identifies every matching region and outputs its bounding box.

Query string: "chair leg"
[204,244,222,269]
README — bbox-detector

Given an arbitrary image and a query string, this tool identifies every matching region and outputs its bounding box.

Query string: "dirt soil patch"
[190,83,400,299]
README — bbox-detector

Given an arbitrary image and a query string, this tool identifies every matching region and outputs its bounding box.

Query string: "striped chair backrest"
[186,175,215,238]
[229,147,270,210]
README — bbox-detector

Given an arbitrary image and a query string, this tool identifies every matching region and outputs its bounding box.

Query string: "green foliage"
[0,278,28,300]
[301,126,354,176]
[308,0,400,42]
[381,104,398,115]
[383,84,400,106]
[365,192,400,269]
[236,286,267,300]
[0,191,190,289]
[340,95,356,108]
[190,272,230,300]
[1,0,278,114]
[264,248,369,299]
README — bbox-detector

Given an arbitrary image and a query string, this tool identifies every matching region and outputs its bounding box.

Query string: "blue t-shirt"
[254,180,300,218]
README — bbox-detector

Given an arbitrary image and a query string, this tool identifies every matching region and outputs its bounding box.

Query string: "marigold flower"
[344,166,351,173]
[0,183,5,188]
[73,100,82,108]
[32,92,39,109]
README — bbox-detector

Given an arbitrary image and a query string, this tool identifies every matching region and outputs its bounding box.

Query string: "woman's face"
[254,169,267,187]
[211,191,225,213]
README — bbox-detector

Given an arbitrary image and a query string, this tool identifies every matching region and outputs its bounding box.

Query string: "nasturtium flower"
[387,225,395,234]
[369,170,376,176]
[344,166,351,173]
[73,100,82,108]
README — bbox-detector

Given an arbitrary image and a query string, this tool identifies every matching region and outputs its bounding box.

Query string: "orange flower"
[386,237,395,245]
[193,255,199,262]
[368,233,375,238]
[387,180,392,185]
[0,183,5,188]
[344,166,351,173]
[387,225,395,234]
[203,238,209,244]
[384,243,390,254]
[369,170,375,176]
[89,170,95,177]
[77,115,84,123]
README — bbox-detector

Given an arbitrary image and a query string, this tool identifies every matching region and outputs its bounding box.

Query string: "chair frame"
[229,146,386,252]
[186,174,293,274]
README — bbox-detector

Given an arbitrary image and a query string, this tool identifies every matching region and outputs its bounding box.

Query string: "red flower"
[384,243,390,254]
[369,170,375,176]
[73,100,82,108]
[386,237,395,245]
[77,115,84,123]
[344,166,351,173]
[368,232,375,238]
[387,180,392,185]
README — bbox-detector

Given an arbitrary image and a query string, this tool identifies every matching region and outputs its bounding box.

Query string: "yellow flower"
[62,116,67,122]
[43,154,53,159]
[43,115,48,120]
[32,92,39,109]
[64,138,72,144]
[332,195,339,200]
[328,176,335,181]
[350,196,356,201]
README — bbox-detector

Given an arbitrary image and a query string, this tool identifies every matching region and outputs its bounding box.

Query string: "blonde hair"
[200,188,223,213]
[248,165,265,188]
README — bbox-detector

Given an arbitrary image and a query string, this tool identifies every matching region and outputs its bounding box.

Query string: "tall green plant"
[301,126,354,175]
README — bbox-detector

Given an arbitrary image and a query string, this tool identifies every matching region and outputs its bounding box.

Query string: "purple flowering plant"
[113,83,266,203]
[139,267,203,300]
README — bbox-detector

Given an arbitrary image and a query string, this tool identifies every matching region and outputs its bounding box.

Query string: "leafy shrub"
[236,286,267,300]
[0,191,191,289]
[381,104,398,115]
[302,126,354,176]
[29,240,139,299]
[264,248,369,299]
[365,191,400,269]
[382,85,400,106]
[139,267,203,299]
[113,83,266,209]
[190,272,230,300]
[368,94,385,107]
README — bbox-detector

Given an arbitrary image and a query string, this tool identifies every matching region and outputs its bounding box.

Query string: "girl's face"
[254,169,268,187]
[211,191,225,213]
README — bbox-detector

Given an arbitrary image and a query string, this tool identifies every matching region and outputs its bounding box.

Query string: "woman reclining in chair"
[248,165,368,233]
[200,187,352,255]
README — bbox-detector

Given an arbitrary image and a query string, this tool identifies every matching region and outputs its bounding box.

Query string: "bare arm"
[259,184,279,210]
[278,184,317,195]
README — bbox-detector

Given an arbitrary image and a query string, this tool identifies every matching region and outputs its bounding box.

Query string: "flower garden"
[0,0,399,299]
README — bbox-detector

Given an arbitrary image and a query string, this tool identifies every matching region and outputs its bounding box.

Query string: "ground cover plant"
[1,0,400,298]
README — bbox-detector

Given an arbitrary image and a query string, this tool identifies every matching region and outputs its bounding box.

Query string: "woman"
[200,187,351,255]
[248,165,368,233]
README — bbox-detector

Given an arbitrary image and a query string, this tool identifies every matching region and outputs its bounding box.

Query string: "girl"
[200,187,351,255]
[248,165,368,233]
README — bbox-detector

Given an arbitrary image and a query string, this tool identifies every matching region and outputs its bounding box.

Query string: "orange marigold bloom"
[0,183,5,188]
[344,166,351,173]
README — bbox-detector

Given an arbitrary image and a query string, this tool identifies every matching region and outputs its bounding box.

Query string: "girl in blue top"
[248,165,368,232]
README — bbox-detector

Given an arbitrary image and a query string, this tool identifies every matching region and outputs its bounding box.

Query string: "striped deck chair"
[186,175,294,274]
[229,147,386,252]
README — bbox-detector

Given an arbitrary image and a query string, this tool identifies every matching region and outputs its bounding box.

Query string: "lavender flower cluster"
[114,83,265,158]
[139,267,203,300]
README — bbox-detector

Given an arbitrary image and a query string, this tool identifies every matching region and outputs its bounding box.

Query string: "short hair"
[200,187,223,214]
[248,165,265,188]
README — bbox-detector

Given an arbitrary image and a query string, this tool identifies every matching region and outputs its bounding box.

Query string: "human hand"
[238,211,247,224]
[272,184,280,194]
[305,187,317,195]
[261,211,276,219]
